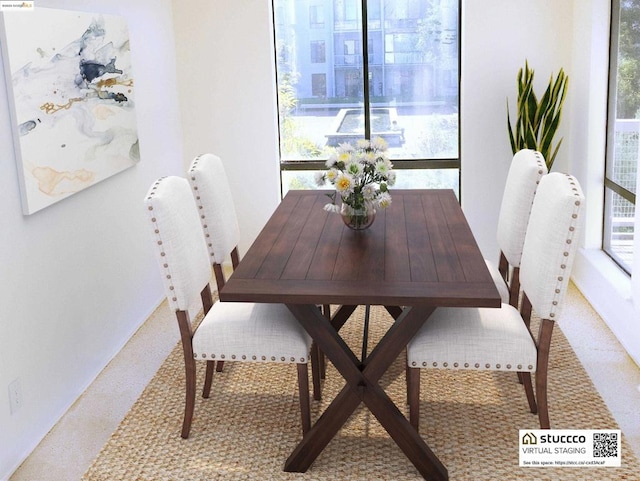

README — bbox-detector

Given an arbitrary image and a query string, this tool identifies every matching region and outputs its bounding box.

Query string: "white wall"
[172,0,282,257]
[0,0,182,478]
[569,0,640,366]
[461,0,575,264]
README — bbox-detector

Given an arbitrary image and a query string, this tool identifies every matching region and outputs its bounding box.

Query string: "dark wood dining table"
[219,189,501,480]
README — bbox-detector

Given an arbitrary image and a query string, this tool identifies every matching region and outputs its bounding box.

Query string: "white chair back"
[519,172,584,321]
[144,176,212,313]
[188,153,241,265]
[496,149,548,266]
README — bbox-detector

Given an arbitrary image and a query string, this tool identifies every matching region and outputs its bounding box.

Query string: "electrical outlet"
[8,378,22,414]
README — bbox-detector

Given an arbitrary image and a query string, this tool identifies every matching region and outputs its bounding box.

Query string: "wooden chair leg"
[408,367,421,432]
[498,251,509,281]
[181,356,197,439]
[517,293,533,386]
[536,319,554,429]
[202,360,215,398]
[216,360,224,372]
[536,371,550,429]
[508,267,520,308]
[520,372,537,414]
[177,311,197,439]
[297,363,311,435]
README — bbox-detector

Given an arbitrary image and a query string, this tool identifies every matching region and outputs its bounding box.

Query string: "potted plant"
[507,61,568,170]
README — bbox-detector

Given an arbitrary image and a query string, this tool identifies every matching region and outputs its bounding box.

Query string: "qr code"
[593,432,618,458]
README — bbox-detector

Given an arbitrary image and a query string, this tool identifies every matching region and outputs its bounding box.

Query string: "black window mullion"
[361,0,371,139]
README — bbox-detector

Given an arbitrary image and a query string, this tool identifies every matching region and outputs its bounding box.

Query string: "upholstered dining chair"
[144,176,315,438]
[186,154,240,297]
[407,172,584,431]
[187,153,322,399]
[487,149,548,306]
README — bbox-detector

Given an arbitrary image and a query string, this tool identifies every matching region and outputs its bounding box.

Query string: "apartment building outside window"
[272,0,460,195]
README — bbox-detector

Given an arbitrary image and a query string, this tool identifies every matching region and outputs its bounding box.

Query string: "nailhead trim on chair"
[413,360,534,371]
[146,177,181,307]
[187,158,312,367]
[195,352,309,363]
[534,154,545,184]
[188,155,218,262]
[547,174,582,320]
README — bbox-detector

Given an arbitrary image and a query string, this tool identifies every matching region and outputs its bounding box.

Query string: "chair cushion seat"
[192,302,312,363]
[485,259,510,304]
[407,304,537,372]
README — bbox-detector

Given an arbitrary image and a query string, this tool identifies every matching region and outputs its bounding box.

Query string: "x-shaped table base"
[284,303,448,481]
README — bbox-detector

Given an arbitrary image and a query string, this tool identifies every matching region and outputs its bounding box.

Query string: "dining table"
[219,189,501,480]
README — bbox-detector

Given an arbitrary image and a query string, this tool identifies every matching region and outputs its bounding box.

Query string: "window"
[385,33,421,64]
[605,0,638,274]
[273,0,460,195]
[312,73,326,97]
[334,0,360,29]
[310,41,326,63]
[309,4,325,28]
[342,38,357,64]
[384,0,422,28]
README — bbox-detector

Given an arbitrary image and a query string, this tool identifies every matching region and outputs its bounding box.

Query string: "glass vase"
[340,202,376,230]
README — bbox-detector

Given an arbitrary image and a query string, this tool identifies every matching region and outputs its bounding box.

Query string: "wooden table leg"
[328,304,357,331]
[284,304,448,481]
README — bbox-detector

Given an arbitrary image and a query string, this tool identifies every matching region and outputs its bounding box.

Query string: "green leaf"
[507,100,518,154]
[540,110,562,156]
[506,61,568,169]
[548,138,563,170]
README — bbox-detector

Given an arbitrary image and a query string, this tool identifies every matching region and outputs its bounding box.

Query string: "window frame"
[310,40,326,63]
[604,0,637,275]
[274,0,462,183]
[309,4,325,28]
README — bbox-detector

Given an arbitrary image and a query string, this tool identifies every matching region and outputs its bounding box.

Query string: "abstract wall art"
[0,8,139,214]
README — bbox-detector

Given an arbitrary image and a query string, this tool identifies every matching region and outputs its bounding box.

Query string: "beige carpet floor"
[81,305,639,481]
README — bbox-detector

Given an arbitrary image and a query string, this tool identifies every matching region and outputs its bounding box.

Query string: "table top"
[220,189,500,308]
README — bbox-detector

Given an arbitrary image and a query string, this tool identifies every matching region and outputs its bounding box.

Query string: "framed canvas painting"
[0,8,139,215]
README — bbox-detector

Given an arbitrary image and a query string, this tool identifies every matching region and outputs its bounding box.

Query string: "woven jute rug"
[82,305,639,481]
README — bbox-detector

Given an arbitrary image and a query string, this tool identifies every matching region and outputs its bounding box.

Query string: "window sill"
[576,248,631,300]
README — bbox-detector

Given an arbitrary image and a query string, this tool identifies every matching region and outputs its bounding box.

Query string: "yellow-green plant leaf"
[506,61,568,170]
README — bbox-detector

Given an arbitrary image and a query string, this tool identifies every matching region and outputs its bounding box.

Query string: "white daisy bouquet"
[315,137,395,215]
